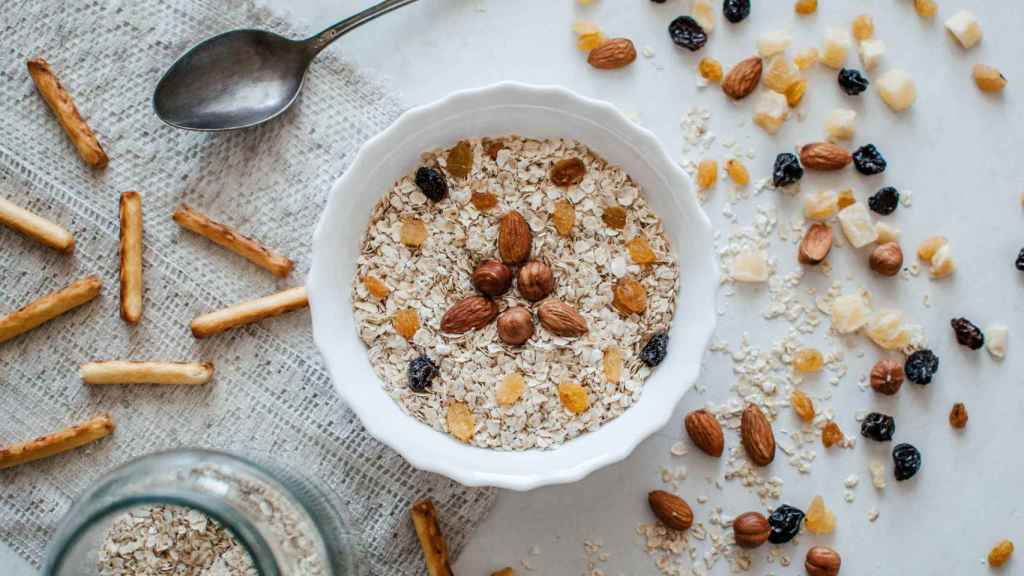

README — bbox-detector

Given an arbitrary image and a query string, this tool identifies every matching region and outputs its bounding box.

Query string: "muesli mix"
[352,136,679,450]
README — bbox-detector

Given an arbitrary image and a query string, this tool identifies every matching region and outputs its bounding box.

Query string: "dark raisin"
[951,318,985,350]
[414,167,449,202]
[723,0,751,23]
[1017,248,1024,271]
[852,144,887,175]
[668,16,708,51]
[860,412,895,442]
[838,68,870,95]
[650,0,667,2]
[767,504,804,544]
[408,355,438,392]
[904,349,939,385]
[772,153,804,187]
[892,443,921,481]
[868,186,900,215]
[640,332,669,367]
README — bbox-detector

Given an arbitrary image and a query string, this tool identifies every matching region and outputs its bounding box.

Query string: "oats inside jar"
[352,136,679,450]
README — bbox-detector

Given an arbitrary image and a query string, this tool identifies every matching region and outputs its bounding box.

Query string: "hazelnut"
[496,306,534,346]
[805,546,841,576]
[471,259,513,297]
[869,359,904,395]
[517,261,555,301]
[869,242,903,276]
[732,511,771,549]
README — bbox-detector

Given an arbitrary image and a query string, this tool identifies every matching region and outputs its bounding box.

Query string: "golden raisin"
[603,346,624,384]
[446,140,474,179]
[794,47,819,70]
[696,159,718,190]
[496,373,526,406]
[793,347,824,372]
[785,79,807,107]
[949,402,968,429]
[837,189,856,209]
[989,540,1014,567]
[852,14,875,41]
[725,159,749,186]
[790,390,815,422]
[913,0,938,18]
[362,275,391,299]
[627,237,657,265]
[559,381,590,414]
[612,277,647,315]
[804,495,836,534]
[577,32,605,52]
[400,218,428,248]
[974,64,1008,93]
[822,421,843,447]
[446,403,476,442]
[393,308,420,340]
[794,0,817,15]
[917,236,948,262]
[470,191,498,211]
[698,57,723,82]
[602,206,627,229]
[552,199,576,236]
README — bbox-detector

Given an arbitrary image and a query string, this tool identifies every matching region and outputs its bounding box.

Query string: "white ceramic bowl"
[308,82,717,491]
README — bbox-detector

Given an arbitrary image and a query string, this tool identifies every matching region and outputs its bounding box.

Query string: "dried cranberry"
[893,443,921,481]
[860,412,895,442]
[852,144,887,175]
[669,16,708,51]
[414,167,448,202]
[838,68,870,95]
[868,187,900,215]
[767,505,804,544]
[951,318,985,350]
[723,0,751,23]
[408,355,438,392]
[904,349,939,385]
[772,153,804,187]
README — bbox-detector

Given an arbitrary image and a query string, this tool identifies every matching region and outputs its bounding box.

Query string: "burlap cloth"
[0,0,495,572]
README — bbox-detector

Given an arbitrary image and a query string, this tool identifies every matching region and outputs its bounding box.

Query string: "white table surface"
[7,0,1023,574]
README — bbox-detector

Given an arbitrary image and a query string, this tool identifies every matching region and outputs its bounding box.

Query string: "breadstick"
[411,499,454,576]
[81,361,213,385]
[0,196,75,252]
[26,58,108,169]
[191,286,307,339]
[0,276,101,344]
[119,192,143,324]
[0,414,114,470]
[172,205,293,277]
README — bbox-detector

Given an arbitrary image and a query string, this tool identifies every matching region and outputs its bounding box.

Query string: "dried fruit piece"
[483,139,505,160]
[757,30,792,58]
[945,10,982,49]
[917,236,948,261]
[602,206,628,229]
[588,38,638,69]
[914,0,938,18]
[725,159,750,185]
[852,14,875,41]
[408,355,438,392]
[572,19,600,36]
[648,490,694,531]
[875,222,901,244]
[698,57,723,82]
[733,512,771,549]
[400,218,428,248]
[974,64,1007,93]
[773,153,804,187]
[853,144,887,176]
[838,203,878,248]
[722,57,763,100]
[558,381,590,414]
[496,306,534,346]
[892,442,921,480]
[806,547,842,576]
[627,236,657,265]
[537,299,588,337]
[799,223,833,265]
[861,412,895,441]
[825,108,856,140]
[393,308,420,340]
[576,32,605,52]
[869,242,904,276]
[753,91,790,134]
[870,359,904,395]
[741,404,775,466]
[362,275,391,299]
[668,16,708,51]
[767,505,804,544]
[989,540,1014,567]
[838,68,870,95]
[865,309,912,350]
[951,317,985,350]
[551,158,586,186]
[949,402,968,429]
[804,495,836,534]
[794,0,817,15]
[785,79,807,107]
[690,0,715,31]
[987,325,1009,359]
[929,244,956,278]
[685,409,724,457]
[447,402,475,442]
[641,332,669,366]
[446,140,473,179]
[498,210,532,263]
[794,47,819,70]
[801,142,852,170]
[612,277,647,315]
[414,167,448,202]
[868,186,899,214]
[837,189,856,209]
[762,55,800,93]
[470,191,498,211]
[877,69,917,111]
[822,421,843,447]
[496,372,526,406]
[831,293,871,334]
[696,159,718,189]
[602,346,624,384]
[869,460,886,488]
[821,27,851,69]
[723,0,751,23]
[793,347,824,373]
[905,349,939,384]
[730,250,770,282]
[804,190,838,220]
[858,38,885,71]
[790,390,815,422]
[552,199,576,236]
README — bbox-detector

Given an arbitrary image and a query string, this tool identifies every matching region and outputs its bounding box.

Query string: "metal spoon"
[153,0,418,131]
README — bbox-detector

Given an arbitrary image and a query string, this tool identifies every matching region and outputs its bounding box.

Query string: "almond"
[647,490,693,531]
[587,38,637,69]
[498,210,532,264]
[740,404,775,466]
[722,56,763,100]
[440,295,498,334]
[732,512,771,549]
[798,223,833,265]
[805,546,842,576]
[800,142,853,171]
[537,299,588,337]
[684,409,724,457]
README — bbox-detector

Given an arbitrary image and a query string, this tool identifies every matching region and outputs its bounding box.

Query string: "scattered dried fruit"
[733,512,771,549]
[892,442,921,480]
[447,402,476,442]
[870,359,904,395]
[838,68,869,95]
[852,144,887,175]
[440,295,499,334]
[987,325,1009,359]
[858,38,885,70]
[588,38,638,69]
[498,210,532,263]
[763,55,800,93]
[741,404,775,466]
[869,242,904,276]
[685,409,724,457]
[723,0,751,23]
[576,32,606,52]
[945,10,982,49]
[831,293,871,334]
[640,332,669,367]
[822,421,843,447]
[790,389,815,421]
[602,206,628,229]
[627,236,657,265]
[794,47,819,70]
[470,191,498,211]
[496,372,526,406]
[861,412,895,442]
[757,30,792,58]
[905,349,939,385]
[551,158,587,187]
[949,402,968,429]
[773,153,804,187]
[690,0,716,31]
[804,495,836,535]
[725,159,750,185]
[537,299,588,337]
[558,381,590,414]
[767,505,804,544]
[821,27,851,69]
[648,490,694,531]
[988,540,1014,567]
[408,355,438,392]
[877,69,917,111]
[868,186,899,215]
[837,189,856,209]
[914,0,938,18]
[852,14,875,41]
[825,108,857,140]
[805,546,842,576]
[552,199,576,236]
[785,79,807,107]
[698,57,723,82]
[875,222,901,244]
[483,138,505,160]
[918,236,948,262]
[838,203,879,248]
[400,218,428,248]
[951,317,985,350]
[393,308,420,340]
[753,91,790,134]
[865,309,912,350]
[929,243,956,278]
[414,167,449,202]
[472,259,513,297]
[730,250,771,282]
[612,277,647,316]
[602,346,624,384]
[793,347,824,372]
[362,275,391,299]
[722,57,763,100]
[696,159,718,189]
[799,223,833,265]
[496,306,534,346]
[668,16,708,51]
[801,142,852,171]
[446,140,474,179]
[974,64,1007,93]
[794,0,817,15]
[517,260,555,301]
[804,190,838,220]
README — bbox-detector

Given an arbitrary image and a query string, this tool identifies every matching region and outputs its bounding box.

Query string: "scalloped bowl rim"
[308,82,718,491]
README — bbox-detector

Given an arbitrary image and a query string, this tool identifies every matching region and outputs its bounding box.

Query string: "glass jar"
[44,449,363,576]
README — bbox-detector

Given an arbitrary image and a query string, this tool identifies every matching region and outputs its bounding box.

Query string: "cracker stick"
[119,192,143,324]
[172,205,294,277]
[410,499,454,576]
[0,414,114,470]
[191,286,307,339]
[0,196,75,253]
[26,58,108,169]
[0,276,101,344]
[81,361,214,385]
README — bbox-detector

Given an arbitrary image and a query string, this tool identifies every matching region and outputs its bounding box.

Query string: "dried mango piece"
[496,373,526,406]
[447,403,476,442]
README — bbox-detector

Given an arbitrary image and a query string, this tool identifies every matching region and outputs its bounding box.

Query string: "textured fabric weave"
[0,0,495,572]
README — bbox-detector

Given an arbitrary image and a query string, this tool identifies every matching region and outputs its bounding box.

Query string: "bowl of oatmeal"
[308,82,717,490]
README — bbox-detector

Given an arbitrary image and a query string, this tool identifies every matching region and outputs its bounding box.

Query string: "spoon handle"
[305,0,420,56]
